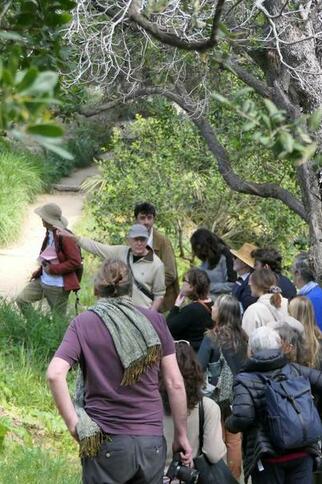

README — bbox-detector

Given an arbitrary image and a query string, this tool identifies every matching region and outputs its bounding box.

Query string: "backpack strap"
[126,249,155,301]
[198,398,205,455]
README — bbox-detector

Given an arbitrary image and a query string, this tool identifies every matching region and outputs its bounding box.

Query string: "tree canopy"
[64,0,322,277]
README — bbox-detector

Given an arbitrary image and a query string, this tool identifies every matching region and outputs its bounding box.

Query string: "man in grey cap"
[58,223,166,311]
[16,203,82,316]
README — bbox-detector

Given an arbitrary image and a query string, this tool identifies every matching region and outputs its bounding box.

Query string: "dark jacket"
[277,273,296,300]
[232,274,257,311]
[233,273,296,313]
[225,349,322,482]
[32,229,82,291]
[198,333,247,377]
[167,302,213,352]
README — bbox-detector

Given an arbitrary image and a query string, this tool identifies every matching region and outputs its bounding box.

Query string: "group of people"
[15,200,322,483]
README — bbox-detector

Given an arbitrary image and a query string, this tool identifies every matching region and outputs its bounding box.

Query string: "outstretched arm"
[57,229,123,260]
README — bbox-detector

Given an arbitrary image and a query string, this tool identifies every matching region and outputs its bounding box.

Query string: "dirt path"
[0,165,98,298]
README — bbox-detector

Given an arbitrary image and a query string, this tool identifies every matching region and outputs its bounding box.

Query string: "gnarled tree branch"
[128,0,226,52]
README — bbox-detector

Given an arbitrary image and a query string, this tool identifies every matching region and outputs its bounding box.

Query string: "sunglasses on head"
[174,340,190,346]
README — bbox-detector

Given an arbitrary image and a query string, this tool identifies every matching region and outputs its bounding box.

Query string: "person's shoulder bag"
[193,398,238,484]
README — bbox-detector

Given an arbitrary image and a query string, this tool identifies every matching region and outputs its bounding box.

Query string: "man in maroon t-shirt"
[47,259,192,484]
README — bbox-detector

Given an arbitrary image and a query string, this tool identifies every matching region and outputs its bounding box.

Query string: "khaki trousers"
[16,279,70,317]
[222,424,242,480]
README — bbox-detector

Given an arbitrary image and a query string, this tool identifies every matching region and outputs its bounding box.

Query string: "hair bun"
[269,285,282,294]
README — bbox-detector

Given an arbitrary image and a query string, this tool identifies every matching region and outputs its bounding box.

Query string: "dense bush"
[42,120,109,185]
[87,103,307,265]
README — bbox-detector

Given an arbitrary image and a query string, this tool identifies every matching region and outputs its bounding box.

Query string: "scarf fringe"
[121,345,161,385]
[79,431,109,459]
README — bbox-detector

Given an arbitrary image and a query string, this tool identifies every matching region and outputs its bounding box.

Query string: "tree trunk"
[256,0,322,278]
[297,162,322,282]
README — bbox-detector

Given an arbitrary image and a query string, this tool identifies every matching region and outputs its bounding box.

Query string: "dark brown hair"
[190,228,224,269]
[94,259,132,298]
[160,342,204,414]
[250,268,281,308]
[251,247,282,273]
[186,267,210,300]
[211,294,248,353]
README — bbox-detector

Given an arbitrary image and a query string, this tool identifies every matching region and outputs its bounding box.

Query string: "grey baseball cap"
[127,224,149,239]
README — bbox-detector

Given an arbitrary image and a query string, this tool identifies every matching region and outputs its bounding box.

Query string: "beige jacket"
[163,397,226,468]
[242,293,289,337]
[78,237,165,308]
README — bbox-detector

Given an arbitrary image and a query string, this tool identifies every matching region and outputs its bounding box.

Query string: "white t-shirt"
[40,231,64,287]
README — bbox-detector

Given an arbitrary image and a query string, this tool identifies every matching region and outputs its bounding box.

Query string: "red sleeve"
[49,236,82,275]
[55,319,82,366]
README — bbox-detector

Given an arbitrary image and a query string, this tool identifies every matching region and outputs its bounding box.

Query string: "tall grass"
[0,148,44,245]
[1,441,81,484]
[0,302,81,482]
[0,301,69,362]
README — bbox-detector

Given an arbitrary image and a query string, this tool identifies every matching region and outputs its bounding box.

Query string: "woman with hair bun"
[242,268,291,337]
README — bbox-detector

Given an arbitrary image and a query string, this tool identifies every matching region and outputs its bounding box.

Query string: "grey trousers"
[82,435,166,484]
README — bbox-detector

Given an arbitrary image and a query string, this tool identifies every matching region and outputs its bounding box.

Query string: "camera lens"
[176,464,199,483]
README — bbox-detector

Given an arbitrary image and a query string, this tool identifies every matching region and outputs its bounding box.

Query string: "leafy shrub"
[0,301,68,363]
[87,103,307,264]
[42,120,109,185]
[0,147,44,245]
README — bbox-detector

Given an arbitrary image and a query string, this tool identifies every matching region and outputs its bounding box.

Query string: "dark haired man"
[252,247,296,300]
[134,202,179,311]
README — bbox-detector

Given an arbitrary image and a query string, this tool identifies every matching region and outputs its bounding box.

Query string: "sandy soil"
[0,165,98,298]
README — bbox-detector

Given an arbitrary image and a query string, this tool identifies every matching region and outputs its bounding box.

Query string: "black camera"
[166,453,199,483]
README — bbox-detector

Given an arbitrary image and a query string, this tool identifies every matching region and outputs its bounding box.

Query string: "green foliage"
[0,420,9,453]
[0,0,75,156]
[0,301,80,481]
[43,119,109,184]
[0,300,68,362]
[0,443,80,484]
[0,146,43,244]
[212,89,317,164]
[86,101,307,261]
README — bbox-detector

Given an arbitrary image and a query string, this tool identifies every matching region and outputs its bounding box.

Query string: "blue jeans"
[82,435,166,484]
